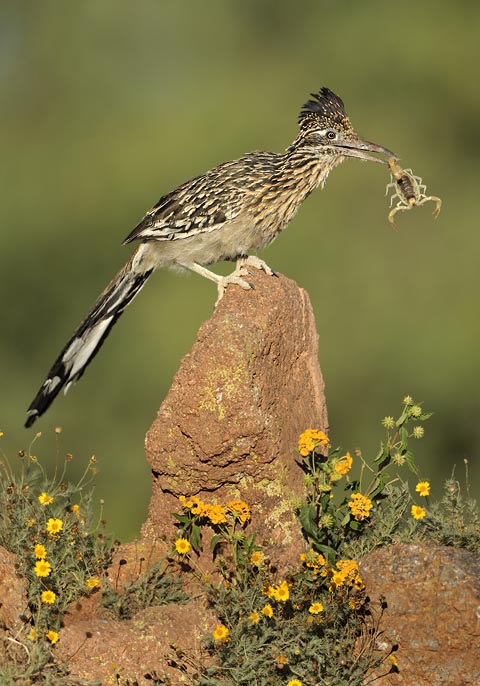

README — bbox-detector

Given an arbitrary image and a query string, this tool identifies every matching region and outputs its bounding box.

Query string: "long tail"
[25,246,155,428]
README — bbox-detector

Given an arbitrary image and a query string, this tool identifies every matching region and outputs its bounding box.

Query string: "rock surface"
[0,545,29,633]
[56,599,216,685]
[142,269,328,576]
[360,543,480,686]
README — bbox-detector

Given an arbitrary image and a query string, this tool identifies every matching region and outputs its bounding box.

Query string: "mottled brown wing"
[123,158,253,245]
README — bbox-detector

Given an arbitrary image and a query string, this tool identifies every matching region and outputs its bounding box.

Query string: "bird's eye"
[326,130,337,140]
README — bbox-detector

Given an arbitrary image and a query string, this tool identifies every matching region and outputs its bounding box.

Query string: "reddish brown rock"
[142,270,328,576]
[360,544,480,686]
[0,545,29,634]
[57,599,216,685]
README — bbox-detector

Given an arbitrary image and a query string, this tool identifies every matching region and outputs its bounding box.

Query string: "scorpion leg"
[416,195,442,218]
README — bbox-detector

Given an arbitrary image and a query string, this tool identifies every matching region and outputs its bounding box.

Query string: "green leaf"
[171,513,191,525]
[190,524,202,554]
[396,406,409,427]
[210,533,224,555]
[399,426,409,448]
[297,504,318,540]
[311,542,337,564]
[403,450,418,474]
[348,520,363,531]
[368,476,385,500]
[374,442,387,463]
[376,451,391,471]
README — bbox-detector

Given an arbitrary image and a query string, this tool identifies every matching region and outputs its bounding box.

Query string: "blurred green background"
[1,1,478,540]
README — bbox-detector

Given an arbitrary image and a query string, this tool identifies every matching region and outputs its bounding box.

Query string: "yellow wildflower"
[249,550,264,567]
[205,504,227,525]
[333,452,353,477]
[348,493,372,521]
[411,505,426,520]
[212,624,229,642]
[34,559,51,577]
[272,580,290,602]
[46,629,59,645]
[415,481,430,497]
[46,518,63,535]
[389,654,399,669]
[298,429,330,456]
[179,494,194,509]
[86,577,100,589]
[38,492,54,506]
[71,504,80,517]
[330,560,363,590]
[308,601,324,614]
[287,680,302,686]
[175,538,191,555]
[41,590,56,604]
[261,603,273,618]
[27,628,37,641]
[226,500,251,525]
[190,496,206,516]
[248,611,260,624]
[34,543,47,559]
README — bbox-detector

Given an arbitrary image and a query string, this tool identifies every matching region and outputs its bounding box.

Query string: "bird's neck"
[281,143,343,193]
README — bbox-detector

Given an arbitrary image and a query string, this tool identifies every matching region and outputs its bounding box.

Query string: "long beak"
[337,138,396,165]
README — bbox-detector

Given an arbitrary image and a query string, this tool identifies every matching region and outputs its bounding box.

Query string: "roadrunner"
[25,87,395,427]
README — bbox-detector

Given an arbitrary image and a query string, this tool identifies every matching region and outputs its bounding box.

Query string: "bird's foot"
[215,268,254,306]
[236,255,277,277]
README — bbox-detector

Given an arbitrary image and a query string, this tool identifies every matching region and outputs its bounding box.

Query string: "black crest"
[298,87,350,131]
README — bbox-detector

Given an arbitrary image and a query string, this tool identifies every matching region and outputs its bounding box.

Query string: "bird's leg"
[236,254,277,277]
[181,261,254,306]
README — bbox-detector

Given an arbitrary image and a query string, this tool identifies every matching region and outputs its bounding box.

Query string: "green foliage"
[199,577,391,686]
[174,494,396,685]
[0,437,112,685]
[418,469,480,553]
[174,497,261,584]
[295,398,431,561]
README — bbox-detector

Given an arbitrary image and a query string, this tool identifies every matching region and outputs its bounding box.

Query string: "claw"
[215,271,254,306]
[236,255,276,277]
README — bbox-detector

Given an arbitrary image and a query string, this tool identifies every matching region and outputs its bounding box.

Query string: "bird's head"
[293,87,395,164]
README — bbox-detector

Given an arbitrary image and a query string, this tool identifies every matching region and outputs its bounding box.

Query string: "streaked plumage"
[25,87,394,427]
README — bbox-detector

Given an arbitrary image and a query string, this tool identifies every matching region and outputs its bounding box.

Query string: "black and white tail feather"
[25,248,154,428]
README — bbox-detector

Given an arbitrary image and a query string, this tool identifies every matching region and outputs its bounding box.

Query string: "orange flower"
[298,429,330,456]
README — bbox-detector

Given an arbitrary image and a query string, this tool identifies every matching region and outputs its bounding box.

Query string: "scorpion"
[386,157,442,229]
